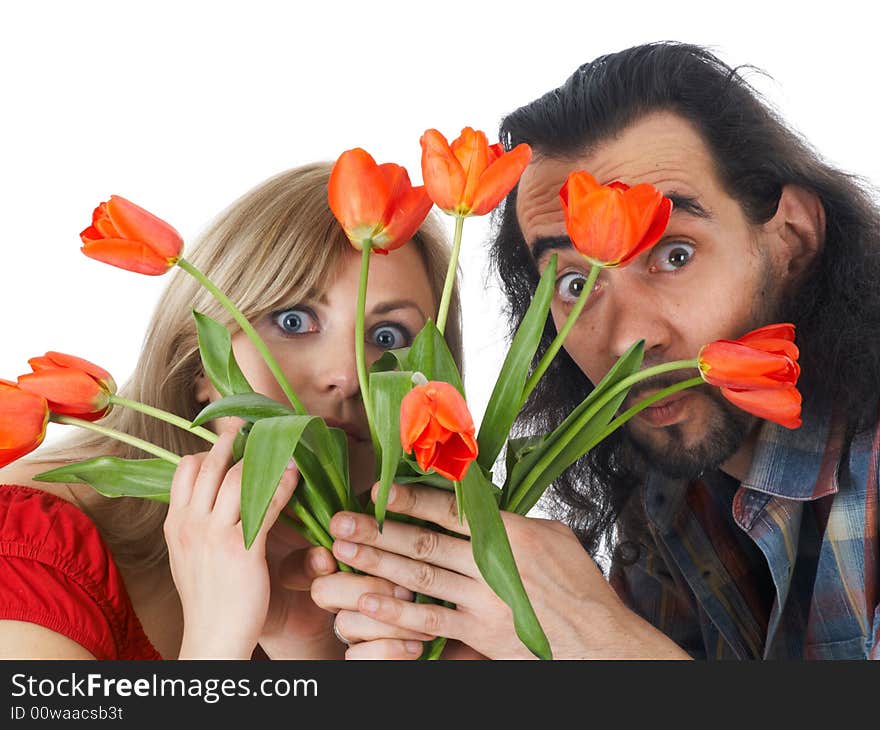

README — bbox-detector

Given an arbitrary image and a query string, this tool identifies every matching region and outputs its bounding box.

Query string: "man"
[284,42,880,659]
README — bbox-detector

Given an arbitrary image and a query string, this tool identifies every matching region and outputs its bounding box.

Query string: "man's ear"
[765,184,826,283]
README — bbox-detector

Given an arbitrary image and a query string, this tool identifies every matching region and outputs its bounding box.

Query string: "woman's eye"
[649,241,695,272]
[369,323,410,350]
[556,271,588,303]
[273,308,318,335]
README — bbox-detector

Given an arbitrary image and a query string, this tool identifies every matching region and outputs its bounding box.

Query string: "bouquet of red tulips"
[0,127,802,660]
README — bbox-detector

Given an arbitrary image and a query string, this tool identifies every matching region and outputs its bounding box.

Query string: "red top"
[0,484,163,660]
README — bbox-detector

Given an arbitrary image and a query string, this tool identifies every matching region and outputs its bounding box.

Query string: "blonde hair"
[32,162,462,578]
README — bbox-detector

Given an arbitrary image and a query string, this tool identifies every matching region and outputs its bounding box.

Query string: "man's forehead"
[516,111,717,245]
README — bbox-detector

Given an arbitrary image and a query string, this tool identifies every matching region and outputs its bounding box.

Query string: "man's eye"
[555,271,588,303]
[273,308,318,334]
[369,323,410,350]
[649,241,695,272]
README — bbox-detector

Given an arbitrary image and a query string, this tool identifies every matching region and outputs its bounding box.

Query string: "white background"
[3,0,879,451]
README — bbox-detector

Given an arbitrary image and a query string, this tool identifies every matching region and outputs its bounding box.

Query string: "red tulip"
[81,195,183,275]
[0,380,49,468]
[560,172,672,267]
[699,323,802,429]
[328,148,432,255]
[400,381,478,482]
[17,352,116,422]
[420,127,531,217]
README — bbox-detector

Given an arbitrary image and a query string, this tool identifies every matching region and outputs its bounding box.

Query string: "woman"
[0,162,462,659]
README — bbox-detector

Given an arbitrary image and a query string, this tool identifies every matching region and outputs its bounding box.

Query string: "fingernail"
[286,458,297,471]
[393,585,411,600]
[312,553,331,573]
[362,596,380,612]
[405,641,423,655]
[334,515,355,537]
[335,540,356,559]
[387,485,397,504]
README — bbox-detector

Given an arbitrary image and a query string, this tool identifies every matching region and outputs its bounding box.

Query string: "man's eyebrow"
[530,236,572,263]
[370,299,427,318]
[667,193,711,219]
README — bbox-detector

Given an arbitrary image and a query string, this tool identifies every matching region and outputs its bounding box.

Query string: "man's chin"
[624,396,753,480]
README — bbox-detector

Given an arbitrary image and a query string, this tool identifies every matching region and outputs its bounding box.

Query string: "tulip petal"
[700,341,799,388]
[400,387,434,451]
[81,239,175,276]
[18,368,110,416]
[720,386,802,429]
[421,129,465,214]
[105,196,183,259]
[470,143,532,216]
[429,382,475,433]
[451,127,490,214]
[0,382,48,466]
[568,188,633,264]
[617,187,672,266]
[328,148,391,247]
[40,352,114,387]
[739,323,796,344]
[375,185,432,253]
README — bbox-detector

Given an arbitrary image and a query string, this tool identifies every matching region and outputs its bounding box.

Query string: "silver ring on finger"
[333,618,355,646]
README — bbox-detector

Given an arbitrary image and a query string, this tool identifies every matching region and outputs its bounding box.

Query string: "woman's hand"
[324,483,691,660]
[164,432,298,659]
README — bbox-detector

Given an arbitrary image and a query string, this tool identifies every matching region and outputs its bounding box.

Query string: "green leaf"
[370,370,414,529]
[370,347,411,374]
[300,423,357,513]
[477,254,557,470]
[506,340,645,515]
[193,310,254,398]
[241,415,321,548]
[460,465,551,659]
[33,457,175,502]
[191,393,295,427]
[408,320,464,395]
[501,435,544,509]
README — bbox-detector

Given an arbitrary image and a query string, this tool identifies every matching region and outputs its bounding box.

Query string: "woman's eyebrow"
[370,300,427,318]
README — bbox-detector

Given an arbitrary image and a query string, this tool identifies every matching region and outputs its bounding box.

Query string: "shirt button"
[615,541,641,566]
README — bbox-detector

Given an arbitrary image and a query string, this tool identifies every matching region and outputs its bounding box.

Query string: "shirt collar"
[739,389,843,501]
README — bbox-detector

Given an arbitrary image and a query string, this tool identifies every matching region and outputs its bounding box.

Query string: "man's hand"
[323,482,691,660]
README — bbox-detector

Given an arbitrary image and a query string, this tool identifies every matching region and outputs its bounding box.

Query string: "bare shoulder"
[0,461,88,506]
[0,620,97,659]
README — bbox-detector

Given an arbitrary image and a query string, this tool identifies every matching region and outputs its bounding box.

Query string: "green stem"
[507,358,699,514]
[436,215,464,336]
[521,264,601,406]
[50,414,181,464]
[287,498,353,573]
[176,258,306,415]
[355,241,380,456]
[595,377,704,442]
[110,394,217,444]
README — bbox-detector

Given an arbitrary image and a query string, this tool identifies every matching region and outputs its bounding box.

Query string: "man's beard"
[618,378,755,480]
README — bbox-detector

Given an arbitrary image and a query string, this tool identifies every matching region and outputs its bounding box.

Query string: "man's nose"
[603,272,671,362]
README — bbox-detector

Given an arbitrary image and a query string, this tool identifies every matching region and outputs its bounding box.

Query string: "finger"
[211,458,245,525]
[189,432,236,514]
[278,546,337,591]
[334,609,435,643]
[371,482,470,536]
[169,453,205,510]
[251,463,299,546]
[344,638,425,660]
[311,572,413,613]
[329,511,479,579]
[357,592,463,646]
[331,540,478,606]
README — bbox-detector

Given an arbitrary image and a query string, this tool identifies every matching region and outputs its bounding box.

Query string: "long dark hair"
[490,42,880,556]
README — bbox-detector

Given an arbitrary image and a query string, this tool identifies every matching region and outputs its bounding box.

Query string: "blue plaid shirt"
[609,392,880,659]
